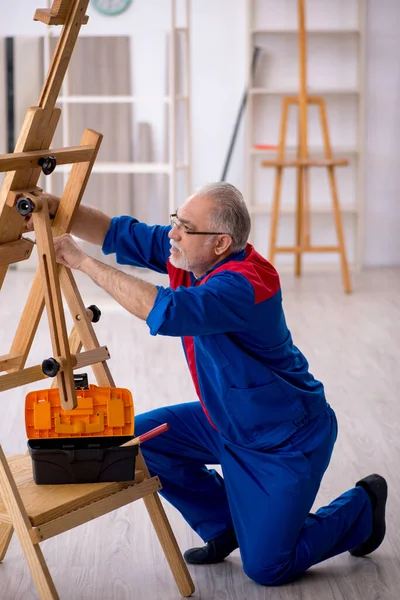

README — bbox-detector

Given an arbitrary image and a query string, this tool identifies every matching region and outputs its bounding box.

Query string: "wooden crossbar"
[0,145,96,173]
[0,238,34,266]
[0,347,110,392]
[261,157,349,168]
[0,353,24,373]
[34,9,89,25]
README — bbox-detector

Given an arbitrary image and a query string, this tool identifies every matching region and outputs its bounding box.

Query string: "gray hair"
[194,182,251,252]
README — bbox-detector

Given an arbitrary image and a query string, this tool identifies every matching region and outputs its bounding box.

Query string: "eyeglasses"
[170,213,231,236]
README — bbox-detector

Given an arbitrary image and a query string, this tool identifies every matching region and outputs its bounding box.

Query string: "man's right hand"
[24,193,60,231]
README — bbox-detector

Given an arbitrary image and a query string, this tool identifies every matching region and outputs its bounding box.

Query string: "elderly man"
[39,182,387,586]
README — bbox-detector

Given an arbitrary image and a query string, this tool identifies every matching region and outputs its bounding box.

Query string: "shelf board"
[56,95,188,104]
[56,163,188,175]
[251,28,360,35]
[250,87,360,96]
[250,204,358,216]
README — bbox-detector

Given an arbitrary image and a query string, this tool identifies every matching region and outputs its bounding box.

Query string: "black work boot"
[350,473,388,557]
[184,528,238,565]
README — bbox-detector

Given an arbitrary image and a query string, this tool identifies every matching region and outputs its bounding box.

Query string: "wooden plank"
[0,346,110,392]
[32,200,77,411]
[59,267,115,386]
[0,1,90,268]
[8,130,103,372]
[0,353,23,373]
[261,157,349,167]
[50,304,104,388]
[0,453,145,526]
[0,108,61,290]
[0,238,34,266]
[0,145,95,173]
[0,522,13,562]
[51,324,81,388]
[137,451,195,597]
[34,9,89,26]
[30,477,162,544]
[0,107,61,212]
[49,0,74,18]
[38,0,90,111]
[275,246,340,253]
[269,97,290,264]
[73,345,110,368]
[0,447,59,599]
[318,98,352,293]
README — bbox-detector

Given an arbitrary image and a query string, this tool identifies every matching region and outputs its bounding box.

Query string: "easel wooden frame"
[261,0,352,293]
[0,1,194,598]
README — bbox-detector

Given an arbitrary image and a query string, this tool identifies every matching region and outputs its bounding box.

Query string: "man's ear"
[214,234,232,256]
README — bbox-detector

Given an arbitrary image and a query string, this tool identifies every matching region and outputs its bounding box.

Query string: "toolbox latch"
[74,373,89,390]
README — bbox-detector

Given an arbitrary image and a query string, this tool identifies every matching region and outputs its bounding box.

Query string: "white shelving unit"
[43,0,191,217]
[244,0,366,268]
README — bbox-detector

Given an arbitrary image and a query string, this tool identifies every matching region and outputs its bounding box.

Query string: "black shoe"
[184,529,238,565]
[350,474,388,557]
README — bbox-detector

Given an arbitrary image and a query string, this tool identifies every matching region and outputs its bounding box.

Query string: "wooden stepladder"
[261,0,352,293]
[0,1,194,598]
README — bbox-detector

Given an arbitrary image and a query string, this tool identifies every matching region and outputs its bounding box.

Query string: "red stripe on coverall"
[183,336,218,430]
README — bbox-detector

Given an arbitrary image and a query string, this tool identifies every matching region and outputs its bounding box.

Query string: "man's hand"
[53,234,88,270]
[24,193,60,232]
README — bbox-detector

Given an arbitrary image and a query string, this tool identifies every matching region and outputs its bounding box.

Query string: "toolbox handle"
[65,449,105,464]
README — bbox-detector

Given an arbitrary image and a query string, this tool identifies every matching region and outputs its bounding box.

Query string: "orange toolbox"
[25,374,137,484]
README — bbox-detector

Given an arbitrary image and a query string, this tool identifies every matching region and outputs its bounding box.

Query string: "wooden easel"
[0,1,194,598]
[261,0,352,293]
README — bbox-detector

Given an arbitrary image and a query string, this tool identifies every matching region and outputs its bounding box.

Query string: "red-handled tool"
[121,423,169,447]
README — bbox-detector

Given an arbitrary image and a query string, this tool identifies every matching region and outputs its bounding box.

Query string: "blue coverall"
[103,216,372,585]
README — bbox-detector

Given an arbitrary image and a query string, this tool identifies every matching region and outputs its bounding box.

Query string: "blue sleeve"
[102,216,171,274]
[146,271,255,337]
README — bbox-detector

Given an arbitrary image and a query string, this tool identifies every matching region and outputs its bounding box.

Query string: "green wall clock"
[92,0,133,16]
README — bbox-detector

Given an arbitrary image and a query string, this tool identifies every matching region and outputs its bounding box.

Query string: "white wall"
[364,0,400,266]
[1,0,399,266]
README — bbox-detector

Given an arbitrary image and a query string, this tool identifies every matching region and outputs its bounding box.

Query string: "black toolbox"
[27,436,138,485]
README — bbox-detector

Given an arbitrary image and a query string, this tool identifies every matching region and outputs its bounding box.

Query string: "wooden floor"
[0,266,399,599]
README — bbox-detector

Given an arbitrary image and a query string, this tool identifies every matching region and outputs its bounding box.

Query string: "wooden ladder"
[0,1,194,598]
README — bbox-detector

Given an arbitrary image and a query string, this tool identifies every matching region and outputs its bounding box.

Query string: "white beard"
[169,243,213,276]
[169,246,190,271]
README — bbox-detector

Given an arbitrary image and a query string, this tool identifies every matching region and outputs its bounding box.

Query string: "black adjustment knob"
[16,197,35,216]
[42,357,60,377]
[87,304,101,323]
[38,156,57,175]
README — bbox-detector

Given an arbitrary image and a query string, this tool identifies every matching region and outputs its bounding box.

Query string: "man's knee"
[243,557,296,587]
[134,407,170,436]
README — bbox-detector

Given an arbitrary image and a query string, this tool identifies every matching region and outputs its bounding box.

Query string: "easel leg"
[269,166,283,265]
[8,128,103,373]
[32,199,77,410]
[0,522,13,562]
[303,166,311,247]
[269,98,290,264]
[318,100,352,293]
[59,267,116,386]
[136,451,195,597]
[0,447,59,599]
[326,166,352,293]
[295,165,304,276]
[54,280,195,596]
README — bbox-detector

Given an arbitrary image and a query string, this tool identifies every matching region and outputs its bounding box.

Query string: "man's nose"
[168,225,181,240]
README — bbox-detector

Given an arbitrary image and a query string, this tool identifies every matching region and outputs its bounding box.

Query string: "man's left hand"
[53,234,88,270]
